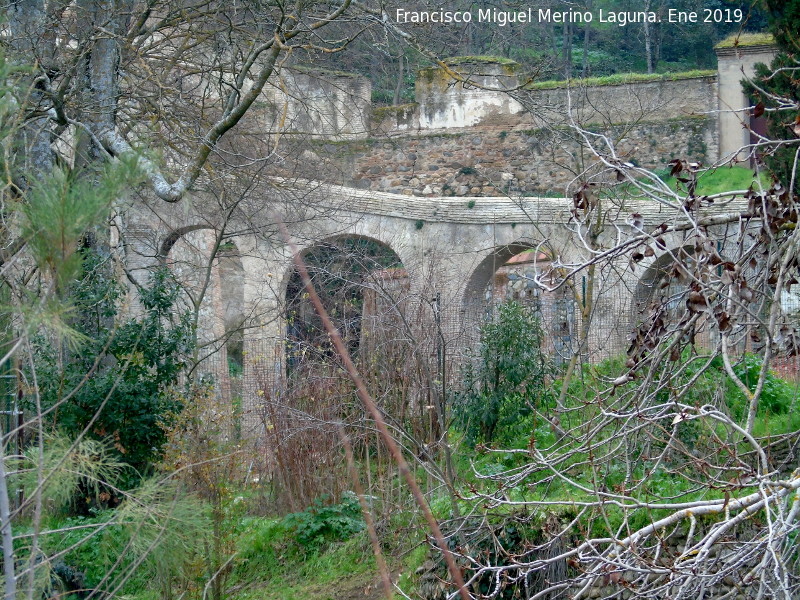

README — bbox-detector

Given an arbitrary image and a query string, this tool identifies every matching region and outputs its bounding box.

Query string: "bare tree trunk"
[8,0,55,183]
[393,51,404,106]
[582,0,592,76]
[643,0,654,73]
[0,437,16,600]
[75,0,122,171]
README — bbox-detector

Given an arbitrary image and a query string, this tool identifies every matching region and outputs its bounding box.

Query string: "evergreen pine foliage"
[762,0,800,51]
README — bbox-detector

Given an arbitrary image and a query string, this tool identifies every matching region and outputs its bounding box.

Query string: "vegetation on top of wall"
[443,56,518,66]
[715,32,775,49]
[289,65,364,78]
[372,103,417,119]
[418,56,519,84]
[526,69,717,90]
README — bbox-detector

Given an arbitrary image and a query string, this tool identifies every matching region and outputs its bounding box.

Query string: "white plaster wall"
[716,45,776,162]
[259,68,372,140]
[416,61,525,130]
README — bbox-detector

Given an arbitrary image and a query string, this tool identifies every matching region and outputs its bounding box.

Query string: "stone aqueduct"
[123,39,773,433]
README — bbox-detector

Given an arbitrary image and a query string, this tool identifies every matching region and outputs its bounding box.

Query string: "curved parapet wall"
[305,181,749,225]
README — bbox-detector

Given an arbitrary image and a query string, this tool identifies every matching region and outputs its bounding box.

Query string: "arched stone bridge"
[124,182,749,433]
[115,36,775,435]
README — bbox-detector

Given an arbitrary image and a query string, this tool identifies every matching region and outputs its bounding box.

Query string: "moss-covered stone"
[715,32,775,49]
[372,103,418,118]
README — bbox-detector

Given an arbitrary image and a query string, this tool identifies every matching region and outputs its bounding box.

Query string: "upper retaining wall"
[260,45,774,192]
[260,59,721,142]
[258,50,773,149]
[377,62,718,134]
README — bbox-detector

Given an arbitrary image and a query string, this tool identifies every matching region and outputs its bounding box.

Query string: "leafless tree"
[423,58,800,600]
[8,0,383,195]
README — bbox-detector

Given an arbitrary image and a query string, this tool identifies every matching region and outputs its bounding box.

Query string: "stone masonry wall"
[520,76,717,131]
[297,116,716,196]
[256,56,755,194]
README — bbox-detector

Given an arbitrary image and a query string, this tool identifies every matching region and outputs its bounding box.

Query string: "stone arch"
[460,241,579,365]
[122,222,160,305]
[158,226,247,345]
[462,241,550,307]
[276,234,402,298]
[631,241,762,356]
[158,224,214,261]
[632,245,697,320]
[462,240,560,309]
[157,225,246,405]
[276,227,413,300]
[218,239,246,377]
[157,225,221,305]
[282,233,406,371]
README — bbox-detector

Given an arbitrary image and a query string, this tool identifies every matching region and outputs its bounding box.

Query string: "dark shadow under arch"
[284,234,404,371]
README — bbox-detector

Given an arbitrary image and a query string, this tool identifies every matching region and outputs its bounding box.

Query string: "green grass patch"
[527,69,715,90]
[661,166,771,196]
[232,520,382,600]
[396,543,428,597]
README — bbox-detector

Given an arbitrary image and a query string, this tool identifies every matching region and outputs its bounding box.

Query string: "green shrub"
[455,301,553,447]
[42,482,208,598]
[31,253,194,484]
[282,492,364,550]
[730,354,796,417]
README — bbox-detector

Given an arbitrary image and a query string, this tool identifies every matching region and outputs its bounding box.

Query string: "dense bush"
[455,301,552,447]
[282,492,364,550]
[729,354,797,418]
[43,483,208,599]
[32,251,194,483]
